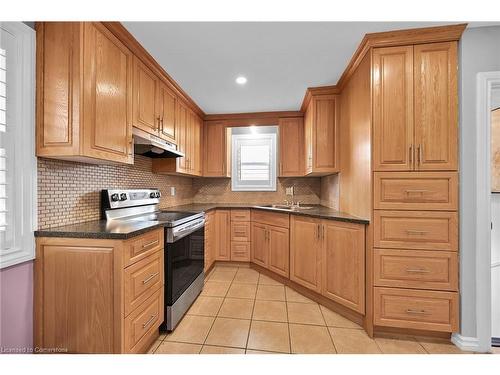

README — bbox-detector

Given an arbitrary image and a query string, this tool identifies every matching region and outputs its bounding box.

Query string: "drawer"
[231,222,250,242]
[374,249,458,291]
[124,250,164,316]
[231,209,251,222]
[124,287,164,353]
[374,287,458,332]
[252,209,289,228]
[374,172,458,210]
[373,210,458,251]
[231,242,250,261]
[124,229,163,267]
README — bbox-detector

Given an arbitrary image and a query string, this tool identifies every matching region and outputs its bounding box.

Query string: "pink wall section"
[0,261,33,353]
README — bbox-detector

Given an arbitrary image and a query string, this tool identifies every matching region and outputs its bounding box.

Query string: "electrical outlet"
[286,186,294,195]
[170,187,176,196]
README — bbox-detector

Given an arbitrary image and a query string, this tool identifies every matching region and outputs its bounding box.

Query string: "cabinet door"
[215,210,231,261]
[322,220,365,314]
[204,211,215,271]
[176,101,189,174]
[304,104,313,173]
[203,122,227,176]
[251,222,268,268]
[132,56,158,135]
[312,95,339,172]
[279,117,304,176]
[290,215,322,293]
[268,225,290,278]
[372,46,414,171]
[82,22,133,164]
[192,116,203,176]
[414,42,458,171]
[158,83,176,143]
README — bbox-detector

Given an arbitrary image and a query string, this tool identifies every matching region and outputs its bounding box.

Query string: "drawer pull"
[406,309,430,316]
[142,272,160,284]
[142,314,158,329]
[406,268,431,274]
[406,230,429,235]
[234,231,247,236]
[142,239,159,249]
[405,189,429,194]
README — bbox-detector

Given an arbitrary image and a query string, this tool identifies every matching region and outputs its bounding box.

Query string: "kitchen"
[1,5,500,365]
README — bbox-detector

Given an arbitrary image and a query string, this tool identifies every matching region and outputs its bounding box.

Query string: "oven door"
[165,226,205,305]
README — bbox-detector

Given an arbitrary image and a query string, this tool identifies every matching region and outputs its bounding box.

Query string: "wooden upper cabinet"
[289,215,322,293]
[321,220,365,314]
[36,22,133,164]
[414,42,458,171]
[373,46,414,171]
[279,117,304,177]
[176,101,189,173]
[372,42,458,172]
[203,121,228,177]
[132,56,159,135]
[158,83,176,143]
[303,95,339,176]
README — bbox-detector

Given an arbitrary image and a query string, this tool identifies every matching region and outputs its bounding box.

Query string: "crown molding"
[204,110,303,122]
[300,23,467,111]
[102,22,205,118]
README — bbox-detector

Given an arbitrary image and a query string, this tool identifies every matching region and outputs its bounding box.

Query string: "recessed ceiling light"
[236,76,247,85]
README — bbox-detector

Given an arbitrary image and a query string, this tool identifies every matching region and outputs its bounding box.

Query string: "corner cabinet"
[303,94,339,176]
[372,42,458,172]
[36,22,134,165]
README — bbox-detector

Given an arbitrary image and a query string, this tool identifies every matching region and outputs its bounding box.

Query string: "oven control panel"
[101,189,161,211]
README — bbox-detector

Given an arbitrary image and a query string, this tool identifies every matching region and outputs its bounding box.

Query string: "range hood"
[133,127,184,158]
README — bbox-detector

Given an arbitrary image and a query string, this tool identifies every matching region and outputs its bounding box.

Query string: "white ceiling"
[124,22,499,114]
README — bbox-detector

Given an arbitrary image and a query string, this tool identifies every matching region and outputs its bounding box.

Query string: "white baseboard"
[451,333,482,352]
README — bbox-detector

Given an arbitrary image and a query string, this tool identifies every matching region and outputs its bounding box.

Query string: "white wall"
[460,25,500,338]
[492,89,500,339]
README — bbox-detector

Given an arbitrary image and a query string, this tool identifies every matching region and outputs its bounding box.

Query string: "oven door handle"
[169,219,205,242]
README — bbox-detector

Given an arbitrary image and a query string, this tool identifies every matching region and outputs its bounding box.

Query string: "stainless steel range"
[101,188,205,331]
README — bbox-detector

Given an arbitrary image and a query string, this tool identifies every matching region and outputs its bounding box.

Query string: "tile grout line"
[285,287,292,354]
[319,304,338,354]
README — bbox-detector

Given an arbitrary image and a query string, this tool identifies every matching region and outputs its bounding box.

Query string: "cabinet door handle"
[405,189,428,194]
[417,145,422,167]
[322,225,325,240]
[409,145,413,168]
[279,163,283,175]
[157,116,161,131]
[142,272,160,284]
[405,268,431,274]
[142,239,159,249]
[142,314,158,329]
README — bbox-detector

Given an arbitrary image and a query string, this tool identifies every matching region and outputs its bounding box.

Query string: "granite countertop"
[35,204,369,240]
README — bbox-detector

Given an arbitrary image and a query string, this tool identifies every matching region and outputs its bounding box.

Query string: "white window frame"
[0,22,37,269]
[231,126,278,192]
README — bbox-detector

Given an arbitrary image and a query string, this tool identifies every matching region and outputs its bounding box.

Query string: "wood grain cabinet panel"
[231,222,250,242]
[372,46,414,171]
[215,209,231,261]
[374,172,458,210]
[251,210,289,229]
[158,82,176,143]
[374,287,458,332]
[414,42,458,171]
[374,210,458,251]
[203,121,228,177]
[268,225,290,278]
[231,209,251,222]
[289,215,322,293]
[36,22,133,165]
[374,249,458,291]
[124,251,163,316]
[132,56,159,135]
[251,222,268,268]
[321,220,365,314]
[231,242,251,262]
[123,228,163,267]
[279,117,304,176]
[204,211,216,271]
[303,95,339,175]
[124,288,164,353]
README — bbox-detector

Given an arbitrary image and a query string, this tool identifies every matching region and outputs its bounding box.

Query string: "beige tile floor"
[148,264,472,354]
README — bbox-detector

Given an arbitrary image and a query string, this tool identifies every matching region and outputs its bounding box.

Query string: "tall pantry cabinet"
[371,41,459,333]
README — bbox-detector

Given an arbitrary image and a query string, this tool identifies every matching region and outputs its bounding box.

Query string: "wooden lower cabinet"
[374,287,458,332]
[231,242,251,262]
[215,209,231,261]
[289,215,322,293]
[204,210,216,271]
[251,222,268,268]
[268,226,290,278]
[34,229,164,353]
[322,220,365,314]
